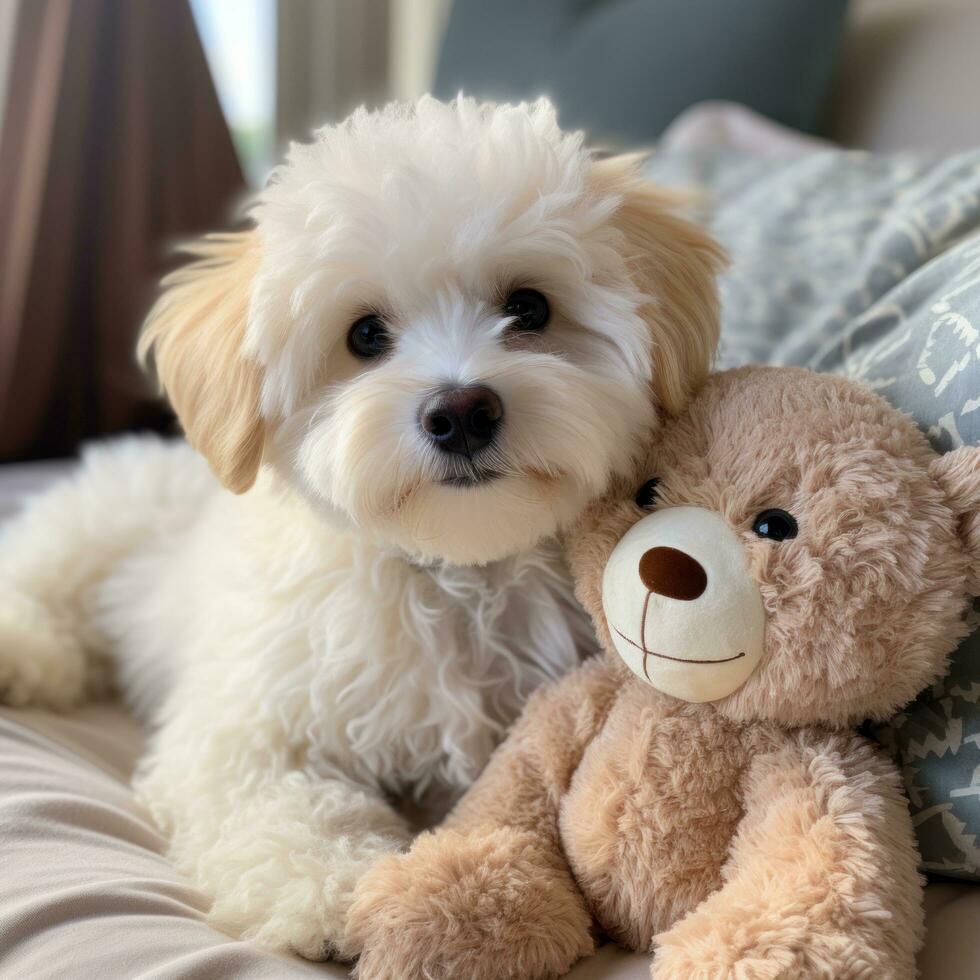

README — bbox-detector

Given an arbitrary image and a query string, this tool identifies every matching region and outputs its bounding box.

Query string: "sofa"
[4,1,980,976]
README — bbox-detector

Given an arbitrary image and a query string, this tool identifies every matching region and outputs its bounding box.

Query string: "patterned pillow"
[644,147,980,880]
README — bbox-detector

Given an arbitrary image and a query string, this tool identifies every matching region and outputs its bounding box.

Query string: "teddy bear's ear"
[930,446,980,589]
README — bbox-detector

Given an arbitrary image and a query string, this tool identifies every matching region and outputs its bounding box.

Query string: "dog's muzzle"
[602,506,765,702]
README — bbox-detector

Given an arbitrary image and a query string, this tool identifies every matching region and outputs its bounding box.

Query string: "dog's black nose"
[639,547,707,601]
[419,385,503,457]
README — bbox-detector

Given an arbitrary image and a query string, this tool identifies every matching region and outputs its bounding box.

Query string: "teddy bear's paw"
[347,827,595,980]
[655,928,882,980]
[651,900,894,980]
[651,927,806,980]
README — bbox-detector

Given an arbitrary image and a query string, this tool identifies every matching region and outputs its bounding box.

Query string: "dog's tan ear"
[138,232,265,494]
[931,446,980,589]
[589,154,727,416]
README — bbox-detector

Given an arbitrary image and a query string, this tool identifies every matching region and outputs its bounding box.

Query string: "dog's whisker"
[384,479,422,518]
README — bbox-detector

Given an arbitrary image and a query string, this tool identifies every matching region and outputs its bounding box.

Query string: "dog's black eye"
[635,478,660,509]
[503,288,550,331]
[752,509,798,541]
[347,314,391,359]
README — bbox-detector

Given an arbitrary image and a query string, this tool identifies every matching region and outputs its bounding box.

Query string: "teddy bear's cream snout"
[602,506,766,703]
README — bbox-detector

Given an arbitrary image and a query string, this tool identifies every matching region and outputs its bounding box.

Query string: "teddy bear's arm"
[445,653,622,835]
[650,730,923,980]
[347,654,622,980]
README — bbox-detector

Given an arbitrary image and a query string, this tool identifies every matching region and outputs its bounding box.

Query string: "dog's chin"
[436,464,502,490]
[371,472,589,567]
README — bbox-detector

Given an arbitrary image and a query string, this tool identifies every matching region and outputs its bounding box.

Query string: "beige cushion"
[1,703,979,978]
[829,0,980,152]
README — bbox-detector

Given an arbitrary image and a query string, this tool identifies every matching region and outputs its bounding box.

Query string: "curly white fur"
[0,96,721,958]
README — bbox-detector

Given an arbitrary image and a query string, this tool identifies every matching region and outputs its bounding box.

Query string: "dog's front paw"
[348,827,595,980]
[192,808,410,962]
[0,591,88,709]
[206,867,350,962]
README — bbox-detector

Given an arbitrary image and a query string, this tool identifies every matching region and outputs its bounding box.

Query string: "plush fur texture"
[0,96,723,958]
[349,366,980,979]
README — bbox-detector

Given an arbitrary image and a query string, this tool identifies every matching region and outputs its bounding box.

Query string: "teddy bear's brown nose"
[638,547,707,600]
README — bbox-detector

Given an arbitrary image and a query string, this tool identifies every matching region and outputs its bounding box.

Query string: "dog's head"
[140,97,724,564]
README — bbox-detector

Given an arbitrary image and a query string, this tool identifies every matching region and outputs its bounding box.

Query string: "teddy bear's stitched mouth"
[612,627,746,666]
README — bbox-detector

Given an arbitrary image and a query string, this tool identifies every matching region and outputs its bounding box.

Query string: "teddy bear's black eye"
[752,509,798,541]
[635,478,660,509]
[347,314,391,359]
[503,288,550,331]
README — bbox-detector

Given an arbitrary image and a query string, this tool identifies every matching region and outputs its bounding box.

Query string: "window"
[190,0,276,186]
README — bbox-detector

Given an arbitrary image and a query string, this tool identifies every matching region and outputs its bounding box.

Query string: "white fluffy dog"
[0,97,722,958]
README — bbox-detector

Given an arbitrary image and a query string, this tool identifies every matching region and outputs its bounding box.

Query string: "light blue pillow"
[644,146,980,880]
[435,0,849,145]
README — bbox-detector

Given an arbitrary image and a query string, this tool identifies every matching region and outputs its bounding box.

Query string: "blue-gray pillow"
[643,145,980,880]
[435,0,849,146]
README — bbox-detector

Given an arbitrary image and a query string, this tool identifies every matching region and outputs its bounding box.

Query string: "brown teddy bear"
[347,366,980,980]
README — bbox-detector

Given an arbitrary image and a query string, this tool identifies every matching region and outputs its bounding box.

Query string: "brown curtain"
[0,0,246,463]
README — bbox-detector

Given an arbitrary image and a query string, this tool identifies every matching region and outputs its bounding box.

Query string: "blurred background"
[2,0,980,464]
